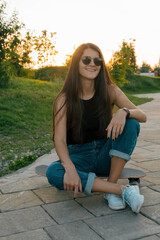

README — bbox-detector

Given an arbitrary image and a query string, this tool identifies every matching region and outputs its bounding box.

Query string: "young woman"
[46,43,147,213]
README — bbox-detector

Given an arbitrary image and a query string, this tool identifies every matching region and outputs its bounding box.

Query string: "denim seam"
[84,172,96,195]
[109,149,130,161]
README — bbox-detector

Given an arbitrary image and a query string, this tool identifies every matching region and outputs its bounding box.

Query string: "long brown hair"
[53,43,114,143]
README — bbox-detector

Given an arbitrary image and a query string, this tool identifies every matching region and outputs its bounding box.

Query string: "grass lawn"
[122,74,160,94]
[0,75,156,176]
[0,77,63,176]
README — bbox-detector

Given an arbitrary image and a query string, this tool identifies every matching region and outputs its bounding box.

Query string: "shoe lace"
[122,187,136,206]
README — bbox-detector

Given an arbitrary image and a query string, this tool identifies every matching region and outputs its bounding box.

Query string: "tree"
[0,0,32,85]
[153,64,160,76]
[0,0,19,86]
[65,54,72,67]
[108,39,137,86]
[140,62,152,73]
[0,0,58,85]
[33,30,58,68]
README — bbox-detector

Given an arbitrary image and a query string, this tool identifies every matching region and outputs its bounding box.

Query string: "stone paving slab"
[150,184,160,192]
[138,178,155,188]
[45,221,103,240]
[0,176,49,194]
[131,150,160,162]
[76,194,128,217]
[135,160,160,172]
[136,140,153,147]
[84,211,160,240]
[141,187,160,207]
[0,206,55,237]
[33,186,85,204]
[0,190,43,212]
[141,204,160,224]
[143,171,160,185]
[0,229,52,240]
[132,146,153,155]
[145,139,160,145]
[125,162,148,172]
[138,133,160,143]
[43,200,93,224]
[139,235,160,240]
[142,144,160,152]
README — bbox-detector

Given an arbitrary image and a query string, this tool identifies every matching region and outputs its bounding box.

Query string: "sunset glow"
[6,0,160,67]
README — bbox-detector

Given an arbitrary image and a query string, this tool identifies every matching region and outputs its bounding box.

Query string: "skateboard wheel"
[128,178,140,185]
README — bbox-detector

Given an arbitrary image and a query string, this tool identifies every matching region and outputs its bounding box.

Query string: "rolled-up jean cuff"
[84,172,96,195]
[109,149,130,162]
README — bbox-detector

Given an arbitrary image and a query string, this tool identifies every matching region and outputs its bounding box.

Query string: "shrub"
[35,66,67,81]
[8,154,37,171]
[0,62,11,88]
[19,68,36,78]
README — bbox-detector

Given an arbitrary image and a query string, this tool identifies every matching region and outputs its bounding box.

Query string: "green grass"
[125,93,152,106]
[0,77,63,176]
[122,74,160,94]
[0,74,158,176]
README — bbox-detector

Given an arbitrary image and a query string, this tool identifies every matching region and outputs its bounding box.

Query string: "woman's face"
[79,48,102,81]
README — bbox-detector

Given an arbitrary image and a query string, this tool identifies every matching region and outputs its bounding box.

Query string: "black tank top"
[67,92,104,145]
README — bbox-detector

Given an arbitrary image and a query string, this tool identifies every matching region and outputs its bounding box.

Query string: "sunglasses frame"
[81,56,102,66]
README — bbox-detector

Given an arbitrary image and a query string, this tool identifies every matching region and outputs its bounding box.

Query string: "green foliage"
[154,66,160,76]
[65,54,73,67]
[20,68,36,78]
[0,1,58,83]
[35,66,68,81]
[0,0,33,84]
[33,30,58,68]
[108,39,137,86]
[8,154,37,171]
[0,61,10,87]
[140,61,152,73]
[121,74,160,93]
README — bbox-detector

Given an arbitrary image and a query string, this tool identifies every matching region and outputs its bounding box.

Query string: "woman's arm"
[107,85,147,140]
[112,86,147,122]
[54,95,82,198]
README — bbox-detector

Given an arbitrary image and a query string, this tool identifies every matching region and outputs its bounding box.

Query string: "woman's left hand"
[106,109,127,140]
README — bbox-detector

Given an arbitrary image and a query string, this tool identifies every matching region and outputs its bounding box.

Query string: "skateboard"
[35,165,146,185]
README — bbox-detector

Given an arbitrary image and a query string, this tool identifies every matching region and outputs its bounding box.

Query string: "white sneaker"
[104,193,126,210]
[122,186,144,214]
[127,184,140,194]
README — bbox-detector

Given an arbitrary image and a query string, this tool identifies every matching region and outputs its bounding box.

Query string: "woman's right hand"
[63,168,82,199]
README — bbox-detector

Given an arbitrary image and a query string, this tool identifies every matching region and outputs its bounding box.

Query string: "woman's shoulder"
[55,93,66,105]
[108,84,126,105]
[107,84,119,103]
[54,93,67,113]
[108,84,124,95]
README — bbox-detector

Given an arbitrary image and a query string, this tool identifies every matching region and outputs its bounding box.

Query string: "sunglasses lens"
[82,56,91,65]
[82,56,102,66]
[94,57,102,66]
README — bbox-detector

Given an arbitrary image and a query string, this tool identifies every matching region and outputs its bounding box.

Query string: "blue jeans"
[46,119,140,195]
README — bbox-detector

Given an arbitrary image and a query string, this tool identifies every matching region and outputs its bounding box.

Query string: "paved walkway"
[0,93,160,240]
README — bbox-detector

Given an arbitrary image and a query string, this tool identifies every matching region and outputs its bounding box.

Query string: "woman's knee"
[46,161,65,190]
[111,118,140,159]
[125,118,140,136]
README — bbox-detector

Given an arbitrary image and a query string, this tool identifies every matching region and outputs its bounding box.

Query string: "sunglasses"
[81,56,102,66]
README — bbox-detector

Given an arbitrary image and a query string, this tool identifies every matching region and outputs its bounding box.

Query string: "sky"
[5,0,160,67]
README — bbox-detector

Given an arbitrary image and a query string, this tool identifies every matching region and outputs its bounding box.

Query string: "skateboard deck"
[35,165,146,185]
